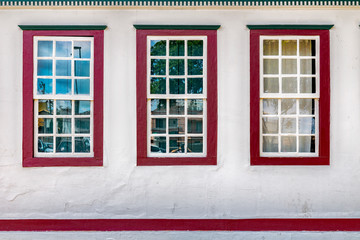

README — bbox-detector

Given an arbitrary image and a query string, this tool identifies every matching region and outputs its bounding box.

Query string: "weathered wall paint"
[0,5,360,237]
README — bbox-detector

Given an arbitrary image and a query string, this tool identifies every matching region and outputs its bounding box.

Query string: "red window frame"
[22,29,104,167]
[136,29,218,166]
[250,29,330,165]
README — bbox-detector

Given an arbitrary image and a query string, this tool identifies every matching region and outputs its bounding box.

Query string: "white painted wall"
[0,5,360,238]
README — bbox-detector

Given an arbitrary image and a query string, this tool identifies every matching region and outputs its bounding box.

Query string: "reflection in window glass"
[38,136,54,153]
[38,41,53,57]
[38,118,53,134]
[75,118,90,134]
[57,118,71,134]
[75,60,90,77]
[74,79,90,95]
[74,41,91,58]
[75,137,90,153]
[56,79,71,94]
[37,78,53,95]
[188,40,203,56]
[56,100,72,115]
[75,100,91,115]
[150,77,166,94]
[56,137,72,153]
[151,99,166,115]
[151,40,166,56]
[56,60,71,76]
[56,41,72,57]
[38,100,53,115]
[37,60,53,76]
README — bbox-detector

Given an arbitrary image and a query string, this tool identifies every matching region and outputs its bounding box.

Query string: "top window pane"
[188,40,203,56]
[38,41,53,57]
[150,40,166,56]
[170,40,185,56]
[281,40,297,55]
[74,41,91,58]
[56,41,72,57]
[263,40,279,56]
[300,40,316,56]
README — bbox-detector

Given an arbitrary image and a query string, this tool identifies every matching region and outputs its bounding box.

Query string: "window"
[135,25,219,166]
[249,26,331,165]
[21,26,105,167]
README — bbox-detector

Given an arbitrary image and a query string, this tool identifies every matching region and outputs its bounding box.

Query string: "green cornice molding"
[18,25,107,30]
[2,0,360,7]
[247,24,334,30]
[134,25,221,30]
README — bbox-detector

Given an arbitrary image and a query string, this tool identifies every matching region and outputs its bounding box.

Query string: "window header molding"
[133,25,221,30]
[19,25,107,31]
[247,25,334,30]
[2,0,358,7]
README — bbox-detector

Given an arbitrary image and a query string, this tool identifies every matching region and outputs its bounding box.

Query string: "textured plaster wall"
[0,7,359,223]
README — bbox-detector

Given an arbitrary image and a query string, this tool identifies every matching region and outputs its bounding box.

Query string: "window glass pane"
[75,137,90,153]
[74,79,90,95]
[299,99,315,115]
[281,136,296,152]
[37,78,53,95]
[38,41,53,57]
[56,137,72,153]
[188,118,203,134]
[170,78,185,94]
[187,78,203,94]
[169,137,185,153]
[188,40,203,56]
[74,41,91,58]
[282,77,297,93]
[188,99,203,115]
[56,41,72,57]
[188,59,203,75]
[300,77,316,93]
[299,136,315,152]
[299,117,315,134]
[150,136,166,153]
[281,118,296,133]
[150,77,166,94]
[169,117,185,134]
[151,118,166,134]
[300,40,316,56]
[263,59,278,74]
[264,77,279,93]
[75,60,90,77]
[263,99,278,115]
[263,40,279,55]
[169,59,185,75]
[57,118,71,134]
[150,40,166,56]
[300,59,316,74]
[151,59,166,75]
[75,100,91,115]
[37,60,53,76]
[56,60,71,76]
[169,99,184,115]
[281,99,296,115]
[38,136,54,153]
[38,118,53,134]
[263,136,278,152]
[188,137,203,153]
[281,40,297,55]
[56,100,72,115]
[262,117,278,134]
[38,100,53,115]
[75,118,90,134]
[151,99,166,115]
[282,59,297,74]
[170,40,184,56]
[56,79,71,94]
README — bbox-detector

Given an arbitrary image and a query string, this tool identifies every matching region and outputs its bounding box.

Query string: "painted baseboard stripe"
[1,219,360,231]
[1,0,360,7]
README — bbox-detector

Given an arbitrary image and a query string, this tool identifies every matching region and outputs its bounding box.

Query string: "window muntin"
[260,36,319,157]
[34,36,94,157]
[147,36,207,157]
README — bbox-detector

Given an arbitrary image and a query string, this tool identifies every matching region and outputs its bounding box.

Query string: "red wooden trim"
[22,30,104,167]
[136,29,218,166]
[1,218,360,231]
[250,29,330,166]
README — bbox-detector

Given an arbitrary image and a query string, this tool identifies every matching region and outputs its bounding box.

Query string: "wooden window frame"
[136,28,218,166]
[22,29,104,167]
[250,29,330,165]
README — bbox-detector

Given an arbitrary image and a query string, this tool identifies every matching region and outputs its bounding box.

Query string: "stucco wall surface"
[0,7,359,220]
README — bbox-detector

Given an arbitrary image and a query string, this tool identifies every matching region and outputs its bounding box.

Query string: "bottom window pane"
[281,136,296,152]
[75,137,90,153]
[150,137,166,153]
[188,137,203,153]
[299,136,315,153]
[263,136,278,152]
[56,137,72,153]
[170,137,185,153]
[38,136,54,153]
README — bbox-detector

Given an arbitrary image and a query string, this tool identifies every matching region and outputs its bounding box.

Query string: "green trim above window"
[18,25,107,30]
[247,25,334,30]
[133,25,221,30]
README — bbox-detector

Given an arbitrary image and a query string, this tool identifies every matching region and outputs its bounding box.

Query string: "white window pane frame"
[147,36,207,157]
[260,35,319,157]
[33,36,94,157]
